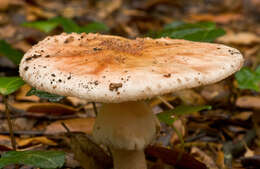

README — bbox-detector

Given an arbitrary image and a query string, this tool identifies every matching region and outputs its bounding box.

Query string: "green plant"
[27,87,65,102]
[22,16,109,34]
[157,105,212,126]
[0,40,23,65]
[235,66,260,91]
[148,21,225,42]
[0,151,65,169]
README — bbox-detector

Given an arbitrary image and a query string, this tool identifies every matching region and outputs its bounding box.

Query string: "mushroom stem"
[111,148,147,169]
[93,101,159,169]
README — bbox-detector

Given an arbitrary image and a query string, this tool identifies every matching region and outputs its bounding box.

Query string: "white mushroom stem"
[111,148,147,169]
[93,101,159,169]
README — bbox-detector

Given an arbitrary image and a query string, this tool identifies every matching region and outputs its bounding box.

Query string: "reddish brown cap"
[19,33,243,103]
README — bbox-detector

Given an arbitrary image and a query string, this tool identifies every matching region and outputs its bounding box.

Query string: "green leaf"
[22,21,59,34]
[157,105,211,125]
[0,77,25,95]
[22,16,109,34]
[0,40,23,65]
[78,22,109,33]
[52,17,79,33]
[149,21,225,42]
[26,88,64,102]
[235,66,260,91]
[0,150,65,169]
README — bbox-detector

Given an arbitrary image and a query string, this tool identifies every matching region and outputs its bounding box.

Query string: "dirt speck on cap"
[109,83,123,91]
[64,36,74,43]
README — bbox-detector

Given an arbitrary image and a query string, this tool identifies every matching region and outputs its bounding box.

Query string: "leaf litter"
[0,0,259,169]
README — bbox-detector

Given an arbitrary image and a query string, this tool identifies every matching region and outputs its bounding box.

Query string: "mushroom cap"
[19,33,243,103]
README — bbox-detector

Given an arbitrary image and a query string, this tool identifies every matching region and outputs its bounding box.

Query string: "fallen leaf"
[13,41,32,53]
[17,136,57,147]
[149,95,177,107]
[217,32,260,45]
[45,118,95,135]
[11,102,77,115]
[2,118,36,131]
[241,155,260,168]
[191,147,218,169]
[97,0,122,19]
[64,132,112,169]
[0,135,19,150]
[216,148,225,169]
[65,153,81,168]
[175,89,206,105]
[25,5,56,20]
[189,13,242,24]
[0,103,5,112]
[15,84,40,102]
[0,0,24,10]
[244,142,255,157]
[145,145,207,169]
[231,111,253,121]
[200,83,230,103]
[0,25,16,38]
[66,96,87,107]
[236,96,260,110]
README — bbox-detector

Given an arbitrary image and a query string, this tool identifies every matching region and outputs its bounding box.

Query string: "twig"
[61,122,71,134]
[157,96,174,109]
[3,95,16,150]
[92,102,98,116]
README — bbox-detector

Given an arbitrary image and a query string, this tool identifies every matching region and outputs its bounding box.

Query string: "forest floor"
[0,0,260,169]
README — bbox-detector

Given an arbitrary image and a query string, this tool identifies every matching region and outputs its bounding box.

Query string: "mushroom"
[19,33,244,169]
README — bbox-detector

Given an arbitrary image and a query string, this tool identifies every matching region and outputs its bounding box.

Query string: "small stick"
[3,95,16,150]
[157,96,174,109]
[61,122,71,134]
[92,102,98,116]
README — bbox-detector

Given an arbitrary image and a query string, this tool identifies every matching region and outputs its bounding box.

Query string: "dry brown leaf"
[231,111,253,121]
[0,0,24,10]
[122,9,146,17]
[216,148,225,169]
[11,102,77,115]
[0,135,13,150]
[150,95,177,107]
[0,103,5,112]
[201,83,230,103]
[44,118,95,135]
[25,5,56,20]
[189,13,242,24]
[17,136,57,147]
[0,135,20,150]
[13,41,32,53]
[2,118,36,131]
[244,142,255,157]
[0,25,16,38]
[15,84,40,102]
[66,96,87,107]
[191,147,218,169]
[64,133,112,169]
[97,0,122,19]
[217,32,260,45]
[175,89,206,105]
[236,96,260,110]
